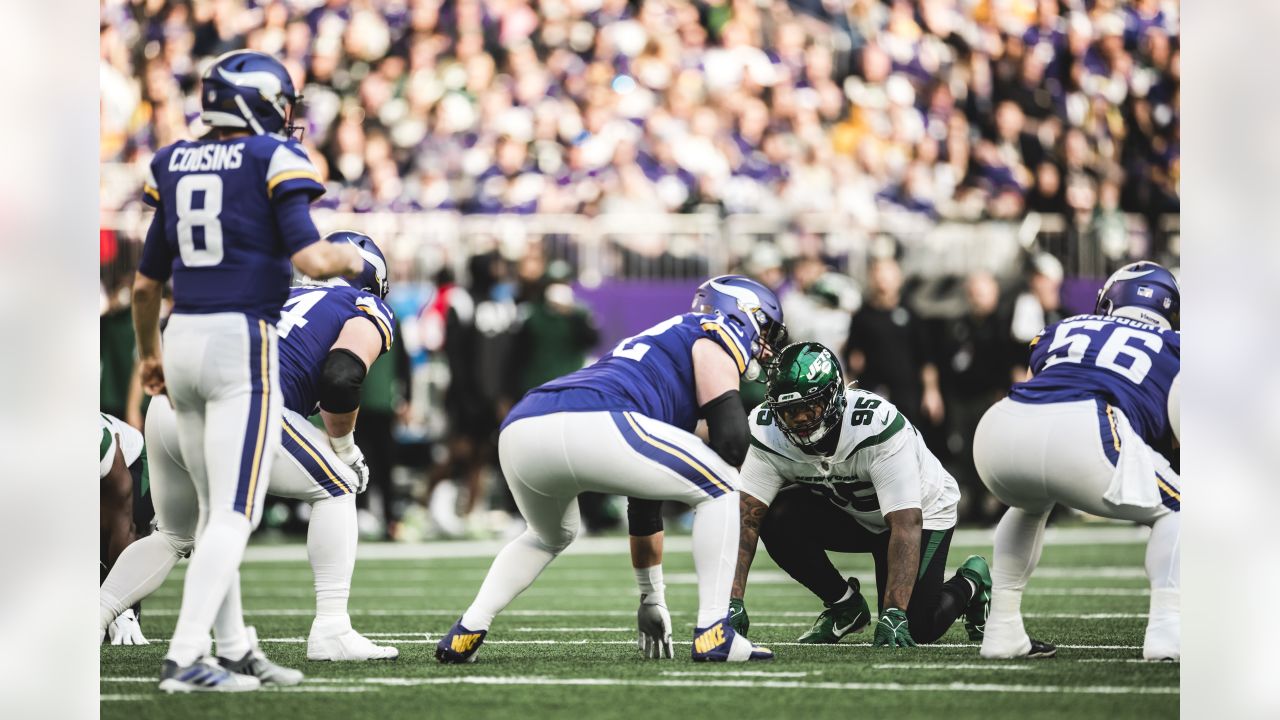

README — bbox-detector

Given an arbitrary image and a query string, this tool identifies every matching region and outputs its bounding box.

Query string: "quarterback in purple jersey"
[130,50,365,694]
[973,261,1181,662]
[437,276,786,664]
[104,232,400,664]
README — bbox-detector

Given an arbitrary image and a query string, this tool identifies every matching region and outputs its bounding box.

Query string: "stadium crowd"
[101,0,1179,226]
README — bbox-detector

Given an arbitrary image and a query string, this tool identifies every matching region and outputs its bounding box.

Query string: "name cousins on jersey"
[168,142,245,173]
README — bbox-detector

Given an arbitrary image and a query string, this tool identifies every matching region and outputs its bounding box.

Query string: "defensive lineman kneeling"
[101,233,399,665]
[973,262,1181,661]
[730,342,991,648]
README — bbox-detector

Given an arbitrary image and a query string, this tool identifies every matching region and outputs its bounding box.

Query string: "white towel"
[1103,407,1162,508]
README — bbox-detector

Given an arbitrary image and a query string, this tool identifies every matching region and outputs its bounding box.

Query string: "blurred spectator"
[354,329,412,539]
[779,256,860,359]
[843,257,940,431]
[1010,252,1066,350]
[425,252,520,536]
[928,271,1021,522]
[99,0,1178,224]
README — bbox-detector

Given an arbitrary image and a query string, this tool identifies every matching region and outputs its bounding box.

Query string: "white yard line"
[100,694,152,701]
[659,671,815,678]
[152,637,1143,650]
[239,526,1150,563]
[101,675,1176,696]
[872,663,1034,671]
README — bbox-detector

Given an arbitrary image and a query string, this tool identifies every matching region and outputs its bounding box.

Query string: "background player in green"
[729,342,991,648]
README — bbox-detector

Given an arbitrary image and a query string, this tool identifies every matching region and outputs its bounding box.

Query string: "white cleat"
[308,628,400,661]
[1143,589,1180,661]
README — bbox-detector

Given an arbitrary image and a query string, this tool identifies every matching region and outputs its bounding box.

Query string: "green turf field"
[100,525,1177,719]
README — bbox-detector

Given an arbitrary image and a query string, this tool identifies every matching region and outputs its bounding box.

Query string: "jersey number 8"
[174,174,224,267]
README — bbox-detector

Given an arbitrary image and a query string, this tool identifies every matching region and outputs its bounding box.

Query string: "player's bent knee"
[160,530,195,559]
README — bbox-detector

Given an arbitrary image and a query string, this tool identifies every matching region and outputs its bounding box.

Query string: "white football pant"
[461,410,740,630]
[972,398,1180,660]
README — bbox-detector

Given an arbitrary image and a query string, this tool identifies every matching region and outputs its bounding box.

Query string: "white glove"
[637,594,673,659]
[108,608,149,646]
[329,432,370,493]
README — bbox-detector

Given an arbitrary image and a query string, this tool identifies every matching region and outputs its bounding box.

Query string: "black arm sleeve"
[701,389,750,467]
[319,348,368,414]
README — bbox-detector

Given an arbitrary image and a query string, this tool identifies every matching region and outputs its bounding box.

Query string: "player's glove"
[728,597,750,637]
[107,608,149,646]
[873,608,916,648]
[637,593,673,659]
[330,433,371,494]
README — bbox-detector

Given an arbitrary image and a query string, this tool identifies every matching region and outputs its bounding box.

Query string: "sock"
[1144,513,1181,652]
[635,565,666,605]
[461,530,561,631]
[212,571,251,661]
[991,507,1050,596]
[308,495,358,634]
[691,491,738,628]
[100,532,184,636]
[165,511,251,666]
[1146,512,1180,591]
[982,507,1048,654]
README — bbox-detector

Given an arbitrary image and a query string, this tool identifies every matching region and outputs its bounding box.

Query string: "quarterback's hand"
[139,356,166,397]
[637,594,673,659]
[728,597,750,637]
[873,608,916,648]
[330,433,371,493]
[107,608,149,646]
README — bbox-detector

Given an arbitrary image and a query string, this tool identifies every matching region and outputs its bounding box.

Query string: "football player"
[436,276,785,663]
[102,232,399,664]
[99,413,148,645]
[131,50,365,692]
[729,342,991,648]
[973,261,1180,661]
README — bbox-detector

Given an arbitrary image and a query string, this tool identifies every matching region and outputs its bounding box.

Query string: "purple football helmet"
[692,275,787,377]
[1095,261,1179,330]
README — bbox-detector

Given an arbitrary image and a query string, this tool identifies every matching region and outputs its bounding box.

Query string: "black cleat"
[1026,639,1057,659]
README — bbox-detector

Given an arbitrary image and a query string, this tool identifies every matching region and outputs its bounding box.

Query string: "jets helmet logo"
[806,350,834,381]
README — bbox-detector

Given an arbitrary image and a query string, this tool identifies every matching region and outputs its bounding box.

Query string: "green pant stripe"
[917,530,945,581]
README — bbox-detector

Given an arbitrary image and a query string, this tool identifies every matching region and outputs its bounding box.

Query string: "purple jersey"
[277,284,396,415]
[138,134,325,321]
[504,313,750,433]
[1009,314,1180,444]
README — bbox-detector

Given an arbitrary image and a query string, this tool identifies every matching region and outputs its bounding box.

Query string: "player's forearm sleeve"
[274,190,322,255]
[702,390,749,467]
[137,204,173,281]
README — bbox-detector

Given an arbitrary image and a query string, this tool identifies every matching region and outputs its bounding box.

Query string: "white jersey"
[740,387,960,533]
[99,412,143,478]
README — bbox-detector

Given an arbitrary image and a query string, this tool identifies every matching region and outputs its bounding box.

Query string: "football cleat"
[435,619,487,664]
[797,578,871,644]
[158,657,260,694]
[1026,639,1057,659]
[957,555,992,641]
[308,627,400,661]
[217,627,304,686]
[690,618,773,662]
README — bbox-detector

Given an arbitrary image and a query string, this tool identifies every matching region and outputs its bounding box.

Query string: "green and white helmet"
[766,341,847,452]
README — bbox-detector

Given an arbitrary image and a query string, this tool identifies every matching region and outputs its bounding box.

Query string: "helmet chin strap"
[744,359,761,382]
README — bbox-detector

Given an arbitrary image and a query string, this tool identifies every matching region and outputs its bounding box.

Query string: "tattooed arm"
[732,492,770,599]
